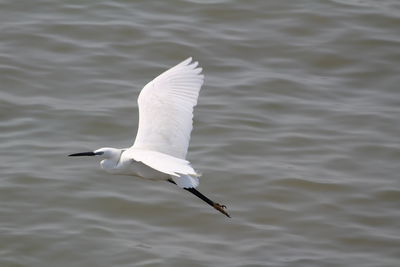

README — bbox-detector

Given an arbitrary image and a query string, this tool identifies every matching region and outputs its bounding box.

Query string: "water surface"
[1,0,400,266]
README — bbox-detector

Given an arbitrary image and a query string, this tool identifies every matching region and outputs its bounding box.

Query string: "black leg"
[167,179,230,218]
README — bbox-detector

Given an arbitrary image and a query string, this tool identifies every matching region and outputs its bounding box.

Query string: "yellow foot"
[213,203,231,218]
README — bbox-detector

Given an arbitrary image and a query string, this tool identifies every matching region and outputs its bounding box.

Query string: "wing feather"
[132,58,204,159]
[125,148,199,177]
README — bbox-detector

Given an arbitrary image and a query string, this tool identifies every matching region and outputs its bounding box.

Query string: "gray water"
[1,1,400,266]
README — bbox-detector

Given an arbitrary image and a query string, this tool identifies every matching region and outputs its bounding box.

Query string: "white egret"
[69,58,230,217]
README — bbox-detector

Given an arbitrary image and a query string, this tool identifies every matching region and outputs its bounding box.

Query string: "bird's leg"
[185,187,231,218]
[167,179,231,218]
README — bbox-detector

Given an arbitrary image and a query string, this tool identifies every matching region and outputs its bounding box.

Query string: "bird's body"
[69,58,230,217]
[95,148,166,180]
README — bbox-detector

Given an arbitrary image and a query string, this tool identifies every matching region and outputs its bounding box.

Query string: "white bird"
[69,58,230,217]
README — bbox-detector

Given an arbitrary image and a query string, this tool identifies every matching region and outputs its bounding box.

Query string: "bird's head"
[68,147,120,159]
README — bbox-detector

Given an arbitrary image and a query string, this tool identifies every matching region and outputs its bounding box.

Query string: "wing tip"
[180,57,201,69]
[173,57,204,81]
[181,57,193,66]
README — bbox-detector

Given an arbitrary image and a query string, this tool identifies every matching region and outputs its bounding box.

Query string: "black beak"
[68,151,96,157]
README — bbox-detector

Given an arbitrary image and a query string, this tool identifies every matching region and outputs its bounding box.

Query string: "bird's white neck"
[97,148,123,172]
[100,158,119,171]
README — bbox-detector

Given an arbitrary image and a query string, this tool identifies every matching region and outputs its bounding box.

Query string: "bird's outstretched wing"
[124,148,198,177]
[132,58,204,159]
[124,148,200,188]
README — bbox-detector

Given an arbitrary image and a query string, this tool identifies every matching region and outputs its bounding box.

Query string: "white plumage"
[133,57,204,159]
[71,58,203,188]
[128,57,203,187]
[69,58,230,217]
[123,148,198,177]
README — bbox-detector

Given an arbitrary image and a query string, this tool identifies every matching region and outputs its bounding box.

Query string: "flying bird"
[69,58,230,217]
